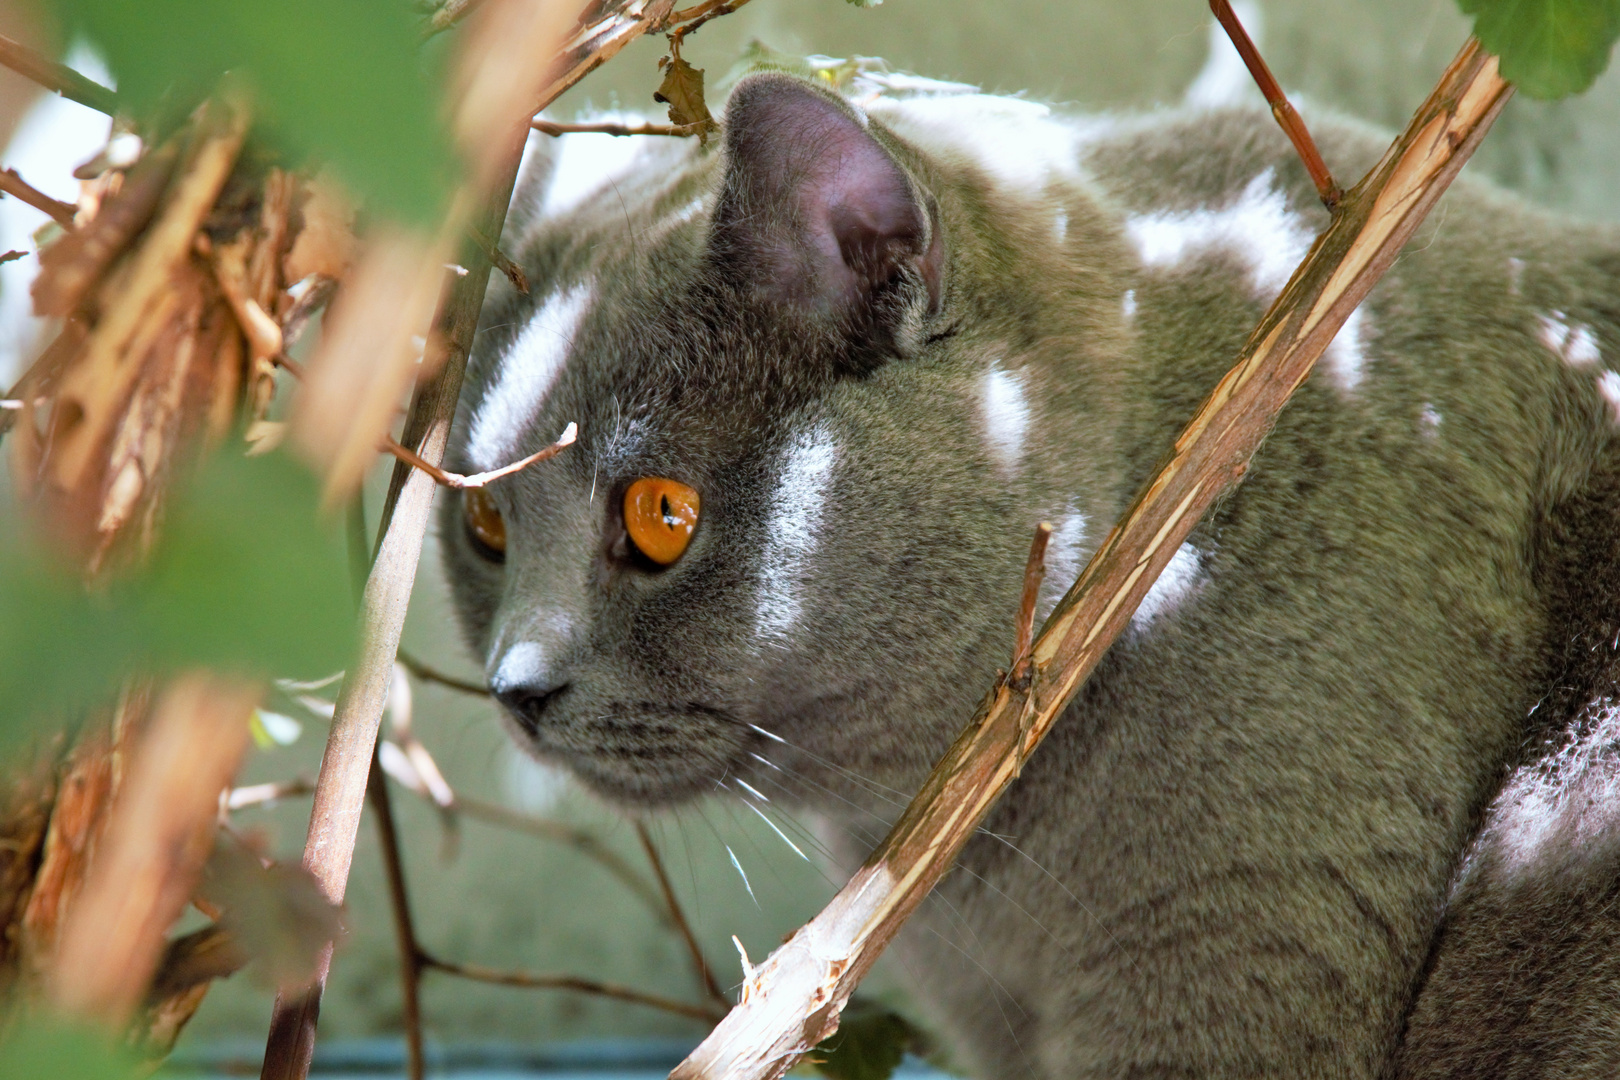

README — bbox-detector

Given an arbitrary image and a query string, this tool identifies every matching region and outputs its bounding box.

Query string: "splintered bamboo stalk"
[672,37,1513,1080]
[256,140,527,1079]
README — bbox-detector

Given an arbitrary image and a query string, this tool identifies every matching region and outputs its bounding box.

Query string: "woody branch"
[672,36,1513,1080]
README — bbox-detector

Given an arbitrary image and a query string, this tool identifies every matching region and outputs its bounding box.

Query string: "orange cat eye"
[463,487,506,557]
[624,477,700,566]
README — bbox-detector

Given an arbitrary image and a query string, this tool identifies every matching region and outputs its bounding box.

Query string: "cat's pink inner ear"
[716,74,935,311]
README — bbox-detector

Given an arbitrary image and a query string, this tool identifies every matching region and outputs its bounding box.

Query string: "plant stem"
[256,121,530,1080]
[0,167,75,227]
[367,754,425,1080]
[1209,0,1340,209]
[419,952,724,1023]
[635,822,729,1011]
[396,650,489,696]
[0,33,118,114]
[531,119,707,137]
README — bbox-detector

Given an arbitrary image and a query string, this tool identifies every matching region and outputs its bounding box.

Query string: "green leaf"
[43,0,455,222]
[814,1000,919,1080]
[0,450,354,753]
[1458,0,1620,99]
[0,1022,141,1080]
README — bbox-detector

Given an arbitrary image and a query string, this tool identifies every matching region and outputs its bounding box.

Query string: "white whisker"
[735,778,769,802]
[738,799,809,861]
[746,724,911,806]
[725,844,760,907]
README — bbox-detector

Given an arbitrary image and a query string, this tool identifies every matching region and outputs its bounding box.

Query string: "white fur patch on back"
[540,116,653,218]
[1038,507,1088,622]
[1184,0,1266,108]
[1131,542,1202,631]
[1476,702,1620,882]
[1125,169,1309,298]
[1420,402,1442,437]
[1539,310,1602,367]
[980,364,1032,473]
[1125,169,1371,392]
[468,282,593,469]
[867,93,1079,193]
[1597,371,1620,422]
[756,422,839,639]
[1327,306,1370,391]
[1122,289,1138,319]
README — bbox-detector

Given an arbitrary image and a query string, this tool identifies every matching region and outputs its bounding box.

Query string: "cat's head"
[439,73,1125,806]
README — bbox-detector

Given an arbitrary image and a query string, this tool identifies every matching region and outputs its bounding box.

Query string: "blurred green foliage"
[1459,0,1620,98]
[0,1022,143,1080]
[44,0,454,222]
[0,449,354,754]
[814,999,924,1080]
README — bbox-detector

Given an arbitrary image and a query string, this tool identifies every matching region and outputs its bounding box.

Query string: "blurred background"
[4,0,1620,1063]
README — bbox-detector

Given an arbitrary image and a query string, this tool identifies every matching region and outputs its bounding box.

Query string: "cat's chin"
[499,707,746,809]
[561,762,718,809]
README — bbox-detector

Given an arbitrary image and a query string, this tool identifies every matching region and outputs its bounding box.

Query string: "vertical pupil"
[660,494,672,526]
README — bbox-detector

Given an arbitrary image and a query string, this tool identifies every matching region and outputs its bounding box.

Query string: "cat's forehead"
[460,224,822,479]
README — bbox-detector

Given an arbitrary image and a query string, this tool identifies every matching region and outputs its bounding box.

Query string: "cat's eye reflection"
[463,487,507,561]
[623,477,699,566]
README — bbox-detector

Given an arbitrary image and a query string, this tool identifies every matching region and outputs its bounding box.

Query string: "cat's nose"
[490,642,568,734]
[493,680,568,734]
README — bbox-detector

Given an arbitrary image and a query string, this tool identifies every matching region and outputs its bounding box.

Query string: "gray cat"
[439,66,1620,1078]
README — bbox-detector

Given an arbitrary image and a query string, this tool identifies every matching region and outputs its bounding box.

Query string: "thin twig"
[0,32,119,115]
[1209,0,1340,210]
[660,0,755,39]
[367,754,425,1080]
[226,780,315,812]
[421,0,487,40]
[419,952,724,1023]
[380,421,576,489]
[0,249,24,264]
[452,794,667,920]
[0,168,75,227]
[530,119,707,137]
[1009,522,1052,692]
[469,227,528,294]
[397,650,489,696]
[635,822,729,1011]
[671,38,1513,1080]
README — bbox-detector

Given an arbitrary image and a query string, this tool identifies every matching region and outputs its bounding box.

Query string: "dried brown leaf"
[289,228,449,504]
[50,674,257,1024]
[31,141,180,318]
[18,687,146,983]
[198,841,343,993]
[654,55,718,142]
[282,174,357,285]
[42,105,245,503]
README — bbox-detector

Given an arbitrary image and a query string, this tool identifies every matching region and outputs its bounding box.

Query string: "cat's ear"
[710,74,943,352]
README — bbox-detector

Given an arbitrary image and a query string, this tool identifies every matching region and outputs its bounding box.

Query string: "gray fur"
[441,73,1620,1077]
